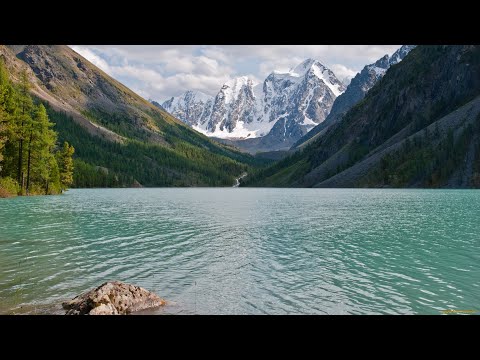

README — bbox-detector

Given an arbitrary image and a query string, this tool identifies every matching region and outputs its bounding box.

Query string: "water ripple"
[1,188,479,314]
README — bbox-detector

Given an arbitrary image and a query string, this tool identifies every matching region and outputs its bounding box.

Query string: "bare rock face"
[62,281,166,315]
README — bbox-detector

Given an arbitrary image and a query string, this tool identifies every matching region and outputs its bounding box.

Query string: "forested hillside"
[243,45,480,188]
[0,59,73,196]
[47,105,265,187]
[0,45,267,189]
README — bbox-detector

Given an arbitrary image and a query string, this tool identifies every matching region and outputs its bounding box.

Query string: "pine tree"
[15,70,33,191]
[0,58,12,170]
[43,152,60,195]
[0,106,6,168]
[58,141,74,191]
[33,104,58,194]
[26,104,56,193]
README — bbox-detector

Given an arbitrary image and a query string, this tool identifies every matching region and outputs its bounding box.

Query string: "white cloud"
[330,64,358,84]
[200,46,230,63]
[70,46,111,73]
[258,57,305,77]
[69,45,402,103]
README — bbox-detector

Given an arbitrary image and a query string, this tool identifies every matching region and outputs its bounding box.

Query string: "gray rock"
[62,281,166,315]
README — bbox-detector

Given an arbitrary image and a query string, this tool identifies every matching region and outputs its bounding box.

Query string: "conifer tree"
[15,70,33,190]
[0,59,74,195]
[26,104,56,193]
[58,141,74,191]
[0,58,12,169]
[0,109,6,168]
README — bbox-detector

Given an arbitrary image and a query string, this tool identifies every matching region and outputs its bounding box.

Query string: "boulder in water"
[62,281,166,315]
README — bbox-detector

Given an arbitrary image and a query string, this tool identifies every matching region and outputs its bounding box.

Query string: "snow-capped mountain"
[161,90,214,127]
[198,76,260,138]
[161,59,345,151]
[255,59,344,149]
[293,45,416,148]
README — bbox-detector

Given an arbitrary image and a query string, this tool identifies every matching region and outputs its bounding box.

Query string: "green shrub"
[0,177,19,197]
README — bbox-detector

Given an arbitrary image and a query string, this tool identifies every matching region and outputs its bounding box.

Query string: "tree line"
[0,58,74,197]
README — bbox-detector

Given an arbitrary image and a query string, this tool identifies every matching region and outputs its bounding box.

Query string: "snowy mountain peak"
[268,59,345,97]
[290,58,323,76]
[161,90,214,127]
[222,76,251,87]
[364,45,416,80]
[373,54,391,69]
[220,76,255,104]
[390,45,416,65]
[175,90,213,105]
[162,58,346,150]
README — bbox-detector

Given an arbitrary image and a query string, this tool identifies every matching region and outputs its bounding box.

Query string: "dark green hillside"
[243,45,480,188]
[48,106,261,187]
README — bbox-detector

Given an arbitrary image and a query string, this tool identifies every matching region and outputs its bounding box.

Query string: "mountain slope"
[243,45,480,188]
[293,45,415,149]
[0,45,264,187]
[161,59,345,153]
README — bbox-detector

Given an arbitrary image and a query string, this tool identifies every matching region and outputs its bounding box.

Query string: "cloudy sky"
[69,45,401,103]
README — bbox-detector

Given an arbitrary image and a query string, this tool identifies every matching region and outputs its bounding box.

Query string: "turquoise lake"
[0,188,479,314]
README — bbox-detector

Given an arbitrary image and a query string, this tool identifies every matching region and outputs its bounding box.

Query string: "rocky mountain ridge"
[161,59,346,152]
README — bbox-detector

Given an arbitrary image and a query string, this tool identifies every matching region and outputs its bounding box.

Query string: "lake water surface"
[0,188,479,314]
